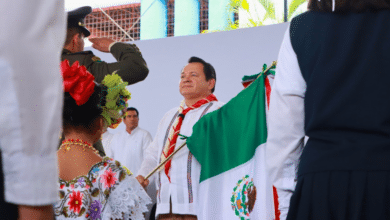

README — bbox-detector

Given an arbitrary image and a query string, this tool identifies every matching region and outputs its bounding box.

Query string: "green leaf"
[119,170,126,182]
[235,208,240,216]
[59,191,65,199]
[78,207,86,216]
[62,207,69,218]
[243,184,247,192]
[91,188,100,197]
[104,189,110,197]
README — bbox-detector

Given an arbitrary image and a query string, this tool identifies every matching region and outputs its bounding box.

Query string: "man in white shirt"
[136,57,224,220]
[108,107,153,175]
[0,0,65,219]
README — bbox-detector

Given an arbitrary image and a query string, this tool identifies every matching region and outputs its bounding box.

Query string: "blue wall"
[141,0,168,40]
[174,0,200,36]
[209,0,233,31]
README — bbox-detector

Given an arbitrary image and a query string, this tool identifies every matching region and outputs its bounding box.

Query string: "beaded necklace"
[60,139,100,156]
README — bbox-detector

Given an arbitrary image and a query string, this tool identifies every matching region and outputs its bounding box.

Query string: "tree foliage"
[227,0,307,29]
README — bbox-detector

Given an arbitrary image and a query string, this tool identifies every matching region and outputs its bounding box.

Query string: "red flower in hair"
[61,60,95,106]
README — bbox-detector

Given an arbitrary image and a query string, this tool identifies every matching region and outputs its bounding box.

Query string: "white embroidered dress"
[54,157,151,220]
[138,101,224,217]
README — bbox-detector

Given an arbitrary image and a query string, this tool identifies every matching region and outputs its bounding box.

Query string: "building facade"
[84,0,236,41]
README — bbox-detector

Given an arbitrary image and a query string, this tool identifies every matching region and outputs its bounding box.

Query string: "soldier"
[62,6,149,84]
[62,6,149,156]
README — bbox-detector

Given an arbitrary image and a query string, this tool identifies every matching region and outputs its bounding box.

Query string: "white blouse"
[0,0,66,205]
[266,25,307,220]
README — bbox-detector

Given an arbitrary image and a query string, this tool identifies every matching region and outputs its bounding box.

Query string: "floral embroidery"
[100,167,118,188]
[54,157,131,219]
[78,178,84,185]
[68,191,83,214]
[88,200,102,220]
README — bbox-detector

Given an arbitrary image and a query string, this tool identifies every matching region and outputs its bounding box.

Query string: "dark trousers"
[0,150,19,219]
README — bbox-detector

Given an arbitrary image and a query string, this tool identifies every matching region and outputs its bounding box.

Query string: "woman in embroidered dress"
[54,60,151,220]
[266,0,390,219]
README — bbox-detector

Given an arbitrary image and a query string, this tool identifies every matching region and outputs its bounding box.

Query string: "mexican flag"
[187,72,275,220]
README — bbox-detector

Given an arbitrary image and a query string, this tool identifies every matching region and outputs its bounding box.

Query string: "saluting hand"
[89,37,115,53]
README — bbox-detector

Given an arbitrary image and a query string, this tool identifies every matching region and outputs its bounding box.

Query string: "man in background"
[0,0,66,219]
[108,107,156,219]
[108,107,153,175]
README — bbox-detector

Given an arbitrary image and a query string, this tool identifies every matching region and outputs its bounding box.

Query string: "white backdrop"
[88,22,289,137]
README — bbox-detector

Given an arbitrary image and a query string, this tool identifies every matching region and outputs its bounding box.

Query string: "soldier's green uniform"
[61,42,149,84]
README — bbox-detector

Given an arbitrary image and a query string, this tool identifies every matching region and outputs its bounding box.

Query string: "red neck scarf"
[161,94,218,182]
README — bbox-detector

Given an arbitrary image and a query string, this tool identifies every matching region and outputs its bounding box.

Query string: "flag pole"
[145,142,187,180]
[254,61,277,81]
[263,61,277,75]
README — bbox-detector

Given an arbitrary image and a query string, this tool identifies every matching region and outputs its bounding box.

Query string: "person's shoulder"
[62,50,93,58]
[291,11,316,22]
[111,130,126,140]
[290,11,325,29]
[62,50,104,66]
[93,157,131,180]
[81,50,104,63]
[159,106,179,117]
[65,50,102,61]
[213,100,225,107]
[157,107,180,125]
[206,100,224,110]
[137,127,152,136]
[165,106,180,117]
[136,127,148,133]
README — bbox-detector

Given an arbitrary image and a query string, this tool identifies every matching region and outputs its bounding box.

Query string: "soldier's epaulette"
[91,55,101,62]
[72,50,94,55]
[62,50,93,56]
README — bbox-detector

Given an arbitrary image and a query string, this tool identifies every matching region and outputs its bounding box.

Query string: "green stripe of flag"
[187,74,267,182]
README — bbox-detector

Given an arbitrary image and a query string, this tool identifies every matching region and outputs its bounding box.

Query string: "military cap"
[67,6,92,37]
